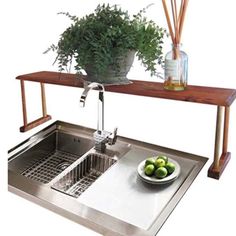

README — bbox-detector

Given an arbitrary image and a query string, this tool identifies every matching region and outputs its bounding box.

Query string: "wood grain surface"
[16,71,236,106]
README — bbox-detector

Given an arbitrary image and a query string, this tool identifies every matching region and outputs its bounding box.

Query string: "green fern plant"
[45,4,167,77]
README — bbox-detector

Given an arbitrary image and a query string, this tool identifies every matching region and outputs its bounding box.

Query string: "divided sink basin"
[8,121,207,236]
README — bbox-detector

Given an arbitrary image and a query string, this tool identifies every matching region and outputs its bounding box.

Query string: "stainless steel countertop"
[8,121,207,236]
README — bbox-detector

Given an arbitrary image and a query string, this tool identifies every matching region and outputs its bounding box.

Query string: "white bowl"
[137,158,181,185]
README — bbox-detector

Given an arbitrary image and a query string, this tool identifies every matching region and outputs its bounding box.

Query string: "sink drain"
[56,162,71,171]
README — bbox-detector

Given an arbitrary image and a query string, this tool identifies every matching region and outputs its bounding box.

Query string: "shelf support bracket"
[208,106,231,179]
[19,80,51,132]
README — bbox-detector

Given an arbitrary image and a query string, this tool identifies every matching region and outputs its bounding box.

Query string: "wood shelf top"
[16,71,236,106]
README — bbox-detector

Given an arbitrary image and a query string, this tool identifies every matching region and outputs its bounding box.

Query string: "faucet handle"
[108,127,118,145]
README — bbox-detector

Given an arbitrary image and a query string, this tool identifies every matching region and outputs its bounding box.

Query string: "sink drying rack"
[16,71,236,179]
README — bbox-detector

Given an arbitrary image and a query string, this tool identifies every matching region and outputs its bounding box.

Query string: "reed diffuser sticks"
[162,0,189,90]
[162,0,189,45]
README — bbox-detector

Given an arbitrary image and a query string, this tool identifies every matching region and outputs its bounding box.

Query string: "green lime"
[145,157,156,167]
[144,164,155,176]
[165,162,175,174]
[155,158,166,168]
[155,167,168,179]
[156,155,168,164]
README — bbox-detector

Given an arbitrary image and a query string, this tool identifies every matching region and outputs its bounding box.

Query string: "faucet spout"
[80,83,104,105]
[80,82,105,134]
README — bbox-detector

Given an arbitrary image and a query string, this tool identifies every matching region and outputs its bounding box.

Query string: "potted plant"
[45,4,167,85]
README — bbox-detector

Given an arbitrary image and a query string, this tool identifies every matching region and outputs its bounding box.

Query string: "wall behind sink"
[1,0,236,236]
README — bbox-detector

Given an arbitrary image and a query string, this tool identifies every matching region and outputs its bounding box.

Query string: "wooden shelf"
[16,71,236,179]
[17,71,236,107]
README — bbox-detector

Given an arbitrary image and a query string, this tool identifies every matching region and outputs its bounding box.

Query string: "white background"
[1,0,236,235]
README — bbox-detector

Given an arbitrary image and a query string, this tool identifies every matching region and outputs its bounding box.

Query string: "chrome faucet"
[80,82,118,153]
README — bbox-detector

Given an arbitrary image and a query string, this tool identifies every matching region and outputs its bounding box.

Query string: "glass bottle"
[164,44,188,91]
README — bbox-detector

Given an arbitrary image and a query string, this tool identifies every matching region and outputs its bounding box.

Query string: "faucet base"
[95,143,106,153]
[93,131,111,153]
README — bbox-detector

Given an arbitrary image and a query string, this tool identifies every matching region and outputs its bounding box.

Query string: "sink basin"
[8,122,94,184]
[8,121,207,236]
[52,152,117,197]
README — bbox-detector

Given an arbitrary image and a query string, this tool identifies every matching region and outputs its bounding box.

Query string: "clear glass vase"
[164,44,188,91]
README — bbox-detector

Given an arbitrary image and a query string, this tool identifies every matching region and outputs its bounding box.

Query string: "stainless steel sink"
[8,121,207,236]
